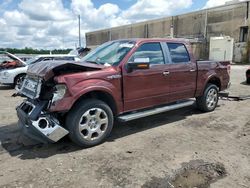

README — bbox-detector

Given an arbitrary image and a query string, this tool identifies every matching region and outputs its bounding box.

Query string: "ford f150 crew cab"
[16,38,231,147]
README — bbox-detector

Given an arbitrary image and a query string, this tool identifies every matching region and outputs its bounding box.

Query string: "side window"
[130,42,165,65]
[167,43,190,63]
[53,57,62,61]
[67,57,75,61]
[54,57,75,61]
[42,57,53,61]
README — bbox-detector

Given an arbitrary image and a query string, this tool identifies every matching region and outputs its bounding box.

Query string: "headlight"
[51,84,67,103]
[3,71,10,77]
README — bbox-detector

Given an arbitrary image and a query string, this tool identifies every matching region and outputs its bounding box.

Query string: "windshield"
[81,40,135,66]
[26,56,40,65]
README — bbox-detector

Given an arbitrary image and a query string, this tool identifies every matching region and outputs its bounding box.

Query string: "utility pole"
[78,15,81,47]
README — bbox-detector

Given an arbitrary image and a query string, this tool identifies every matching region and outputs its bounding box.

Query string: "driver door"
[122,42,170,112]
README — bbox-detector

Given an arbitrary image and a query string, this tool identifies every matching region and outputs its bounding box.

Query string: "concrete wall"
[86,1,250,63]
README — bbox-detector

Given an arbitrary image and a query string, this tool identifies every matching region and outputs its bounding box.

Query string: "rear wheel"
[66,99,114,147]
[196,84,219,112]
[247,77,250,84]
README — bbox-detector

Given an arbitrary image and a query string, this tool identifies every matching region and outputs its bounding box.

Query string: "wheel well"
[74,91,118,115]
[207,77,221,90]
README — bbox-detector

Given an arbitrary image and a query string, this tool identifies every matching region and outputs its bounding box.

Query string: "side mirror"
[127,58,150,72]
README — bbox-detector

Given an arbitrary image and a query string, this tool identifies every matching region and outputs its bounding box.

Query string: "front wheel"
[66,99,114,147]
[14,74,26,90]
[196,84,219,112]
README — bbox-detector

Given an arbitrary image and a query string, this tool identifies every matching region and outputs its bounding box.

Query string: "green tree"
[0,47,72,54]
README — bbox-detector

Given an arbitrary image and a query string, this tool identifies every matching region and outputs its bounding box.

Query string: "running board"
[118,99,195,122]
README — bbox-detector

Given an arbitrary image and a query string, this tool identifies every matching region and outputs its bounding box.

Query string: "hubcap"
[206,88,218,109]
[78,108,108,141]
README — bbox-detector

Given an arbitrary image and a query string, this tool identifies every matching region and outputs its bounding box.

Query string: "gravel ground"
[0,65,249,188]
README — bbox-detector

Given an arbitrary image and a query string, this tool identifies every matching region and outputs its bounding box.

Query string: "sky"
[0,0,247,49]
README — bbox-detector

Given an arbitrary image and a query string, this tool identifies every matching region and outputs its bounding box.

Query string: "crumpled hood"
[27,60,104,81]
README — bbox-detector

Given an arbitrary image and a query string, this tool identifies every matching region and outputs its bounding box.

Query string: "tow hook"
[219,92,250,101]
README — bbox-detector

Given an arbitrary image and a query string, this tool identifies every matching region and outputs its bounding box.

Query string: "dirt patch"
[183,116,238,132]
[142,160,226,188]
[237,120,250,138]
[96,155,134,187]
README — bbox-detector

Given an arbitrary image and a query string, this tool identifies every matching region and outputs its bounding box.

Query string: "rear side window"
[42,57,53,61]
[53,57,75,61]
[167,43,190,63]
[130,42,165,65]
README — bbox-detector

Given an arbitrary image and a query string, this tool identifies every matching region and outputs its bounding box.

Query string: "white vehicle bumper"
[0,73,14,85]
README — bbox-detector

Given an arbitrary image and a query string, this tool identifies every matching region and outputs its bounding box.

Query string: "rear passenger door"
[166,43,197,102]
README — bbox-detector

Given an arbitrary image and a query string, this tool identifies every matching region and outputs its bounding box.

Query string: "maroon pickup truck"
[16,38,230,147]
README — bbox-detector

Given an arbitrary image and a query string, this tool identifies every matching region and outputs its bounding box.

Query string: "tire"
[196,84,219,112]
[65,99,114,147]
[247,77,250,84]
[14,74,26,90]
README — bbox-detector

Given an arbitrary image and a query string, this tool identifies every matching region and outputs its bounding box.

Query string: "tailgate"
[219,61,231,75]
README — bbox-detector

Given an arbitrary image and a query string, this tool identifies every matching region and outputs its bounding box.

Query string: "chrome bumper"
[16,101,68,143]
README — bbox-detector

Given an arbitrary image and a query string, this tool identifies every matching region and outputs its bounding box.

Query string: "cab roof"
[112,38,190,44]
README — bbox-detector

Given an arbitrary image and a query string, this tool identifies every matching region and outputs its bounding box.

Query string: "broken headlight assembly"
[51,84,67,104]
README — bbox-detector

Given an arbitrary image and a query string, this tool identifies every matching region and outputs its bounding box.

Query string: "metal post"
[204,10,208,39]
[78,15,81,47]
[109,29,111,41]
[204,10,208,59]
[170,16,174,38]
[144,24,149,38]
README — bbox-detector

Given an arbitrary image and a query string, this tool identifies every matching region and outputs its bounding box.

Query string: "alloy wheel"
[206,88,218,110]
[78,108,108,141]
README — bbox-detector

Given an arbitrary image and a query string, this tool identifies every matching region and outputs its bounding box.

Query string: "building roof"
[86,0,250,35]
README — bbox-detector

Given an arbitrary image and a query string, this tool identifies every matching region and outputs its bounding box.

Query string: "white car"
[0,54,80,89]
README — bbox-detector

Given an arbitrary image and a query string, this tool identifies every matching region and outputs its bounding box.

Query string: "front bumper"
[16,100,69,143]
[0,76,13,85]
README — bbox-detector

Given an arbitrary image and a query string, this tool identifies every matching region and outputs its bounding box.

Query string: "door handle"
[190,69,196,72]
[163,71,170,76]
